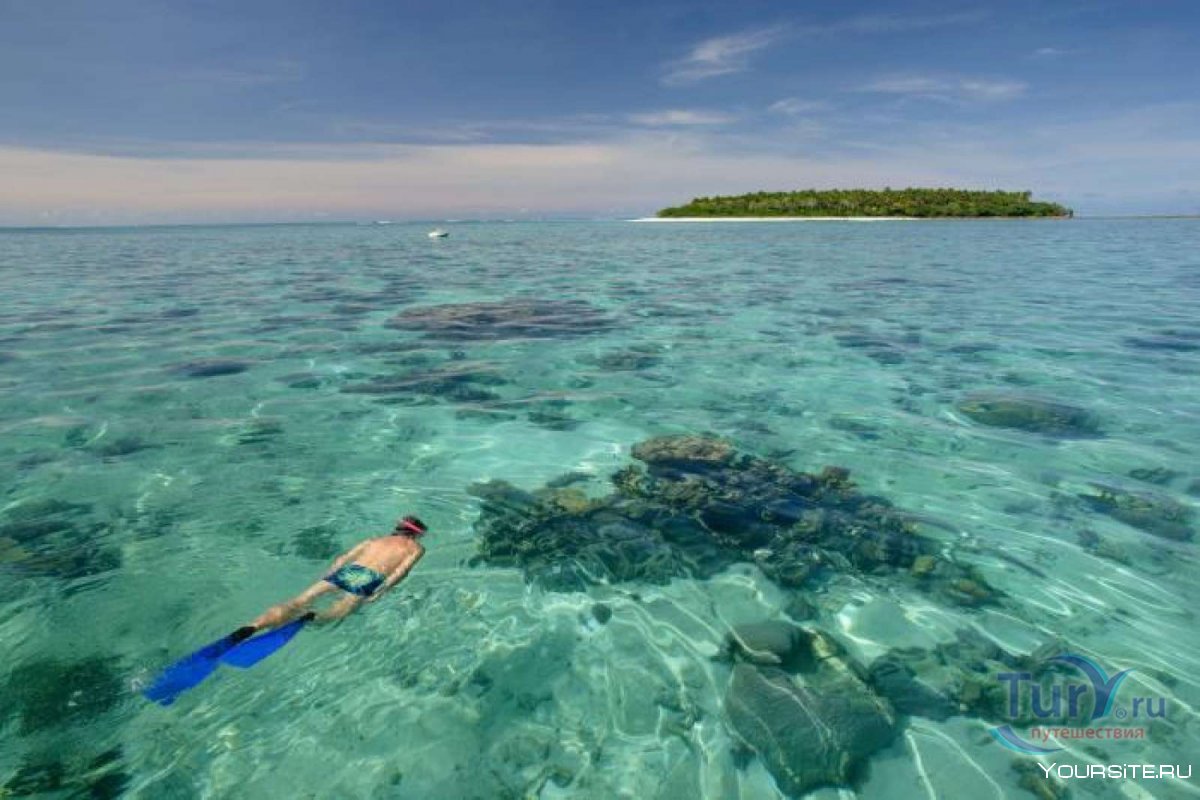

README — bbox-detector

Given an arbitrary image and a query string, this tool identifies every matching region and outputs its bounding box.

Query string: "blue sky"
[1,0,1197,223]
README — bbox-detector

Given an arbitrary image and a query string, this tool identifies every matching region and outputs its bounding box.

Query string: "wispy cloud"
[958,79,1027,101]
[661,26,785,85]
[863,76,947,95]
[1030,46,1079,58]
[799,10,985,36]
[177,59,305,87]
[768,98,828,116]
[325,113,622,145]
[861,74,1027,102]
[628,109,737,126]
[660,12,984,87]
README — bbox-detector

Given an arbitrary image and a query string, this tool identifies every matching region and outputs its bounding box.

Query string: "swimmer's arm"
[326,542,366,575]
[366,548,424,602]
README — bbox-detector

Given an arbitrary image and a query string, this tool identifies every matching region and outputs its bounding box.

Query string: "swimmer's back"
[353,535,424,574]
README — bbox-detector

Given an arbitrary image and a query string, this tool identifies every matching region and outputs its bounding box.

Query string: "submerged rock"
[171,358,253,378]
[277,371,330,390]
[0,498,122,579]
[957,394,1102,437]
[2,747,129,799]
[341,362,508,406]
[833,329,910,365]
[871,629,1086,726]
[828,415,882,440]
[527,408,579,431]
[580,346,663,372]
[725,663,896,796]
[2,758,65,796]
[2,656,124,734]
[0,498,91,533]
[722,621,817,671]
[289,524,343,560]
[1013,758,1069,800]
[385,299,615,341]
[89,434,155,457]
[1080,485,1194,541]
[235,417,285,445]
[1127,467,1181,486]
[1075,528,1130,564]
[1123,330,1200,352]
[866,656,956,720]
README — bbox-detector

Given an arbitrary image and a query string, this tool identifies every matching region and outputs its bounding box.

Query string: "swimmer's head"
[395,515,428,537]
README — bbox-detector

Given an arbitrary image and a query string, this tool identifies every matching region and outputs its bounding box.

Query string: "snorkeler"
[234,520,427,638]
[143,515,428,705]
[236,514,428,636]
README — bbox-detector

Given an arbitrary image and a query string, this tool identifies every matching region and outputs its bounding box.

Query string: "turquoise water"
[1,219,1198,798]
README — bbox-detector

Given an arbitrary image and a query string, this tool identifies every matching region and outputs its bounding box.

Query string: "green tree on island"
[657,188,1072,218]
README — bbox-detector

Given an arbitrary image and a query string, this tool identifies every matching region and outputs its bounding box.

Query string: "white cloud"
[628,109,737,126]
[768,98,827,116]
[861,75,1027,102]
[661,26,785,85]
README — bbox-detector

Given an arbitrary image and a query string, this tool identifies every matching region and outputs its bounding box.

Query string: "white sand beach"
[630,216,919,222]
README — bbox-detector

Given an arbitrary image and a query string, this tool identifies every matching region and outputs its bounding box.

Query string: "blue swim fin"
[221,618,308,669]
[142,633,242,706]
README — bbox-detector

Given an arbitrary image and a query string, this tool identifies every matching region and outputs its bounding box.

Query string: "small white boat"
[427,229,449,239]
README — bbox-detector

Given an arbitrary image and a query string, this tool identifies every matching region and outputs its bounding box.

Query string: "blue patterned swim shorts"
[325,563,386,597]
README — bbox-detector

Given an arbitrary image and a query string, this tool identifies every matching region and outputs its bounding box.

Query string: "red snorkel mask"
[397,516,428,536]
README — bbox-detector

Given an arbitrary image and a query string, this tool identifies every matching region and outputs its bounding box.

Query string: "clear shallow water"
[1,219,1198,798]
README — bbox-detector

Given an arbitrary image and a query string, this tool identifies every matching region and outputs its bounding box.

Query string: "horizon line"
[3,214,1200,232]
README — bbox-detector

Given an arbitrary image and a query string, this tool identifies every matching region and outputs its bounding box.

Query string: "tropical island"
[655,188,1072,218]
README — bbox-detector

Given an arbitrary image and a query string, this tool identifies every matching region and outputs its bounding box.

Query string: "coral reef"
[472,435,1000,604]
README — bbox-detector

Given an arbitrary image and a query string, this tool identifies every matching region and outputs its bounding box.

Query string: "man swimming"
[142,515,430,705]
[230,514,428,643]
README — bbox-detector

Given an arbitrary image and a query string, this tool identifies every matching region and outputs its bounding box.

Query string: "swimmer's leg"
[248,580,337,631]
[313,594,364,624]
